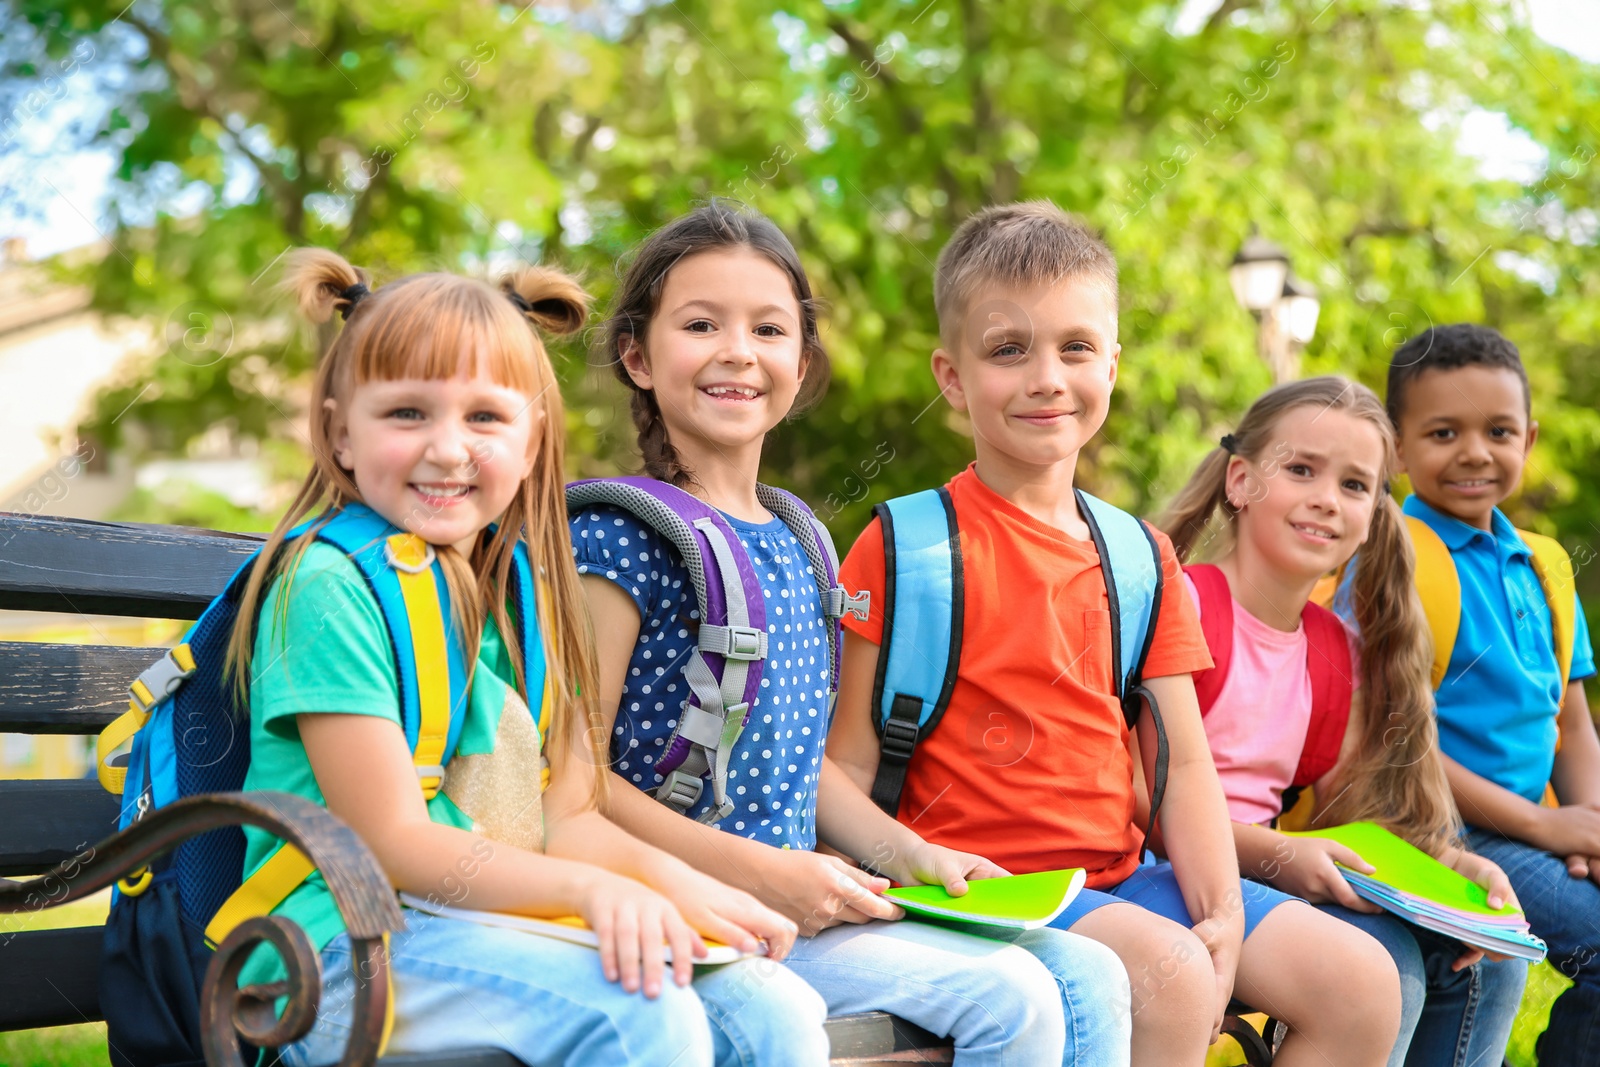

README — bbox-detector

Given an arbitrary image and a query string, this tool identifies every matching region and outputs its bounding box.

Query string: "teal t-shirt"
[237,541,533,987]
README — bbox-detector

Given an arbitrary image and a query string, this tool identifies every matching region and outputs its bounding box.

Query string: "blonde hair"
[1162,376,1459,857]
[225,247,608,802]
[933,200,1118,350]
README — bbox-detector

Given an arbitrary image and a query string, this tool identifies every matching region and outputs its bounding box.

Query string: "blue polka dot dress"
[571,504,832,849]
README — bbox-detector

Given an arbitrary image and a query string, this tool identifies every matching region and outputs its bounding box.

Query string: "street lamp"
[1230,232,1320,383]
[1229,233,1290,313]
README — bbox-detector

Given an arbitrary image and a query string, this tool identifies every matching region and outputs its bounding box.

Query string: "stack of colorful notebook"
[1283,822,1547,962]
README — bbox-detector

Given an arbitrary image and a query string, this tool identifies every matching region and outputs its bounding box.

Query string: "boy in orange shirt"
[828,202,1403,1066]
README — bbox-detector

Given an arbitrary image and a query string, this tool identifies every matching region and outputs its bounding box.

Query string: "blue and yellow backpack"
[93,503,549,1067]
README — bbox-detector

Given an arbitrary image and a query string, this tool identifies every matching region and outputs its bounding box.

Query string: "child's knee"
[609,980,716,1064]
[1120,923,1214,1023]
[1304,923,1403,1041]
[972,943,1073,1037]
[698,958,830,1061]
[1017,929,1132,1024]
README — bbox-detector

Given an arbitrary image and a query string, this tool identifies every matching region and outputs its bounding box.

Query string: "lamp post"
[1230,233,1320,383]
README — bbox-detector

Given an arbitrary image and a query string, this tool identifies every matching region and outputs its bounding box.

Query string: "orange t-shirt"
[839,465,1213,888]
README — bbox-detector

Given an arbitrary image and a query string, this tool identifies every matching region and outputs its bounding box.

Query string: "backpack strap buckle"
[699,624,767,661]
[822,586,871,622]
[879,713,920,763]
[657,769,705,814]
[128,643,197,714]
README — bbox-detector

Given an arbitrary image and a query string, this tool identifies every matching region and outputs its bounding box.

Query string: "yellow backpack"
[1408,517,1576,809]
[1307,517,1577,813]
[1404,515,1577,705]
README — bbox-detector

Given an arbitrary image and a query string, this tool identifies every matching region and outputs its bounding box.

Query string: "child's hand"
[1266,835,1382,913]
[887,841,1010,895]
[659,866,801,961]
[755,849,903,935]
[1446,850,1519,912]
[580,870,706,998]
[1531,804,1600,859]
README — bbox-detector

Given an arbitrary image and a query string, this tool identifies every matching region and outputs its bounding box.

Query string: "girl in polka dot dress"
[574,202,1133,1067]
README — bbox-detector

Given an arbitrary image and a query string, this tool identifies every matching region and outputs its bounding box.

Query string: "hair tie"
[1220,433,1239,455]
[337,282,369,320]
[505,290,533,314]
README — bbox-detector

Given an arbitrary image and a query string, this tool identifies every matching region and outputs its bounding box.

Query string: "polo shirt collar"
[1401,494,1530,559]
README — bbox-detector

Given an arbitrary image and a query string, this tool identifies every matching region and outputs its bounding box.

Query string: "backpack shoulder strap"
[1075,489,1168,844]
[1184,563,1234,717]
[1521,529,1578,698]
[1075,490,1163,702]
[314,505,468,798]
[869,488,962,817]
[508,540,551,731]
[1294,602,1355,788]
[755,483,867,704]
[1405,515,1459,690]
[566,477,767,824]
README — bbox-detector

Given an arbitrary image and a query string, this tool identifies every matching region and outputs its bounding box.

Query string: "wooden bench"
[0,512,953,1065]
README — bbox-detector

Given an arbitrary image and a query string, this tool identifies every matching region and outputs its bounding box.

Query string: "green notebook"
[885,869,1087,930]
[1281,822,1520,918]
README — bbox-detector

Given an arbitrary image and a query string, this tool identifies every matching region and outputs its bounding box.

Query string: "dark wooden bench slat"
[0,513,261,619]
[0,780,121,875]
[825,1012,951,1059]
[0,926,102,1030]
[0,641,165,733]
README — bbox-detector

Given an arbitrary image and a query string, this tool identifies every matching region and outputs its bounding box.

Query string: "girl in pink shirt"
[1162,376,1526,1067]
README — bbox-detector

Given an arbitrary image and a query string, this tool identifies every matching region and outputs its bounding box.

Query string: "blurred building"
[0,237,181,778]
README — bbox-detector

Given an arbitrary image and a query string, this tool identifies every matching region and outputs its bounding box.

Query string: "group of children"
[232,199,1597,1067]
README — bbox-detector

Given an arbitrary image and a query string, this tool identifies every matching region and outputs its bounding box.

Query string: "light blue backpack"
[867,486,1171,838]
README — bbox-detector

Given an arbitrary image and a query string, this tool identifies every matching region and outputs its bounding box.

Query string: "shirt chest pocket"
[1077,608,1117,695]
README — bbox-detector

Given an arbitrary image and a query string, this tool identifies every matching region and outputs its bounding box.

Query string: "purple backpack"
[567,477,867,822]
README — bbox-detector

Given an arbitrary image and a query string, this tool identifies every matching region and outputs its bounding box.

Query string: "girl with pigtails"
[227,248,822,1066]
[1161,376,1528,1067]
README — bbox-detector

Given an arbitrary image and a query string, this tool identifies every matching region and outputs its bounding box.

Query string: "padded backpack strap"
[567,478,767,824]
[1406,516,1459,690]
[869,488,963,817]
[755,483,865,700]
[1294,602,1355,788]
[508,541,552,736]
[315,504,469,797]
[1522,530,1578,703]
[1076,490,1168,845]
[1184,564,1235,717]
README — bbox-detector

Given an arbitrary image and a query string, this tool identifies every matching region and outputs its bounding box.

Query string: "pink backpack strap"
[1185,564,1234,717]
[1294,602,1355,787]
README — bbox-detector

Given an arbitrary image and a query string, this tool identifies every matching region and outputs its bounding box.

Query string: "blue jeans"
[1317,903,1527,1067]
[279,911,831,1067]
[784,918,1131,1067]
[1466,827,1600,1067]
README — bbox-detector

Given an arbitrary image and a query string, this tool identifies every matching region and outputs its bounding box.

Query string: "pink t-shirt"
[1186,573,1359,826]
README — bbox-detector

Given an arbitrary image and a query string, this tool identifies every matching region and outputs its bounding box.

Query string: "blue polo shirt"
[1402,496,1595,803]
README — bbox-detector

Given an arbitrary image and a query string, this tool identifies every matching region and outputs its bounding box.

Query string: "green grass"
[0,1023,107,1067]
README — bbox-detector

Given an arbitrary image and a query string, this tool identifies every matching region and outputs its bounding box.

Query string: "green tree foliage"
[8,0,1600,613]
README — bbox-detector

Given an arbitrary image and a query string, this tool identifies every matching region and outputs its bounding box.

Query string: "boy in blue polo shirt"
[1385,324,1600,1066]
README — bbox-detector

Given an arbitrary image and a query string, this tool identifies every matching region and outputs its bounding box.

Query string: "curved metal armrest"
[0,791,405,1067]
